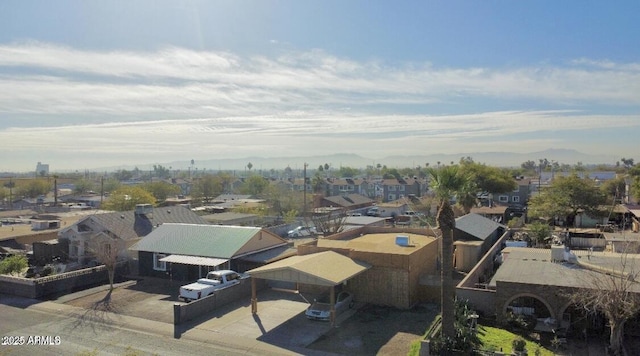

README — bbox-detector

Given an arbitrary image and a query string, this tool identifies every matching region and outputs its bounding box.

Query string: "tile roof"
[131,223,263,258]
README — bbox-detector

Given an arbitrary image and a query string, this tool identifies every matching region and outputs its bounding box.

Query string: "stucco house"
[131,223,293,281]
[58,204,208,265]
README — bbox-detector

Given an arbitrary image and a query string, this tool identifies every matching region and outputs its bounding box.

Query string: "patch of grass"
[479,326,554,355]
[408,315,441,356]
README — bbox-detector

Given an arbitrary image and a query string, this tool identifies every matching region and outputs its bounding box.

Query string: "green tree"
[528,222,551,247]
[113,169,134,181]
[600,176,627,203]
[16,179,51,198]
[101,186,156,211]
[427,165,472,343]
[460,161,517,196]
[263,184,303,216]
[240,175,269,196]
[0,255,28,275]
[142,181,180,202]
[152,164,172,179]
[338,166,360,178]
[312,172,326,194]
[74,178,96,194]
[102,177,121,194]
[528,174,607,227]
[191,174,225,205]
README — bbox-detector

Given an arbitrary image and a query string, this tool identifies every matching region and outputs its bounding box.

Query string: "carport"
[248,250,371,325]
[159,254,229,278]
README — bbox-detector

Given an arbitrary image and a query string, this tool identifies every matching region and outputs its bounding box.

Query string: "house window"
[389,186,396,191]
[399,185,405,192]
[498,195,509,203]
[512,196,520,203]
[153,253,167,271]
[388,194,396,201]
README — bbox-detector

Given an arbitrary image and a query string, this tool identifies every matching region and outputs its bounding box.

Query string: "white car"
[305,291,354,321]
[287,226,317,238]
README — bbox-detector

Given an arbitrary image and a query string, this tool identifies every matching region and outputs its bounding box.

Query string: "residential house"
[250,226,440,310]
[58,205,208,265]
[324,178,374,198]
[131,223,293,281]
[377,177,424,202]
[319,193,376,213]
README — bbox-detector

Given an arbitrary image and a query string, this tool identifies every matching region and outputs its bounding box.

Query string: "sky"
[1,1,639,172]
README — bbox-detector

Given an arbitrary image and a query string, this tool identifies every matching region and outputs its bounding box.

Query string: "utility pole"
[303,163,308,218]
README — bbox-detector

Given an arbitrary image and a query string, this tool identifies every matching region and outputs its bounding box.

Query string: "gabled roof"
[455,213,505,241]
[323,194,374,208]
[248,251,371,286]
[131,223,286,258]
[66,206,208,241]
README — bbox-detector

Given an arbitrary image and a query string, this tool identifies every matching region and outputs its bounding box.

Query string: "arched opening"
[503,294,554,331]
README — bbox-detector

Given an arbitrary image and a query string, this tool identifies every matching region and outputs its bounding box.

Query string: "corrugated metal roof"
[455,213,505,241]
[159,254,228,267]
[131,223,262,258]
[249,251,371,286]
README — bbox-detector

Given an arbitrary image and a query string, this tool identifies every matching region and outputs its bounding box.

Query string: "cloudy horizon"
[1,1,638,172]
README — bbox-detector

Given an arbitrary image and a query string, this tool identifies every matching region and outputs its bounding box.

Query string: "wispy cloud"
[0,42,638,170]
[1,42,640,125]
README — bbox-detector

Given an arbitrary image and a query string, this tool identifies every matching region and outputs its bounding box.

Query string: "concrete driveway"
[59,278,348,354]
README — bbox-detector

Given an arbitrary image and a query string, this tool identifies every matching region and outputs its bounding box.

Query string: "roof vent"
[396,235,410,247]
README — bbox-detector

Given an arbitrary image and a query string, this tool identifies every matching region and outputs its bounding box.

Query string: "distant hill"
[93,148,618,172]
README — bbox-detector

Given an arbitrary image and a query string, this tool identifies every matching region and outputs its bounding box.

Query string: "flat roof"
[317,232,436,255]
[490,247,640,293]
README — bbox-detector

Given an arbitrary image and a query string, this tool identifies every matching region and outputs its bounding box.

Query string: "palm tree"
[427,165,472,343]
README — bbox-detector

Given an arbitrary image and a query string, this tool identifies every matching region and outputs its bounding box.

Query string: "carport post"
[251,277,258,314]
[330,286,336,326]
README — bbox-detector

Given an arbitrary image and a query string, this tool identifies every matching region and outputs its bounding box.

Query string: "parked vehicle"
[366,207,379,216]
[305,291,354,321]
[178,270,244,302]
[287,226,317,238]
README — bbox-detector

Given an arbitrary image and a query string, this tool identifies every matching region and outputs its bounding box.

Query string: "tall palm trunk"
[437,199,456,341]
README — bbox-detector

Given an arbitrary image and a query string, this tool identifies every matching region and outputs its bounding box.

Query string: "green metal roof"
[131,223,262,258]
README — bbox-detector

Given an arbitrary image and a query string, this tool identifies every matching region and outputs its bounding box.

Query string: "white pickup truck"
[178,270,244,302]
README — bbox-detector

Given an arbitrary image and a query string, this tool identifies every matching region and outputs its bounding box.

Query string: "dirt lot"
[61,279,436,355]
[308,303,438,355]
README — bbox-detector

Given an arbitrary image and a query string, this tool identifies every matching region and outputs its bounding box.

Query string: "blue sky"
[0,1,639,171]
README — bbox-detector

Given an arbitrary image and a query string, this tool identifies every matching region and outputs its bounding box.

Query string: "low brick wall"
[0,266,109,299]
[173,277,266,325]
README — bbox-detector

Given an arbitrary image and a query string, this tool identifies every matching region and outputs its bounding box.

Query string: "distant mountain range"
[97,148,620,173]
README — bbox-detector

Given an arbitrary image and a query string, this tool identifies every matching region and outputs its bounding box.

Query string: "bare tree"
[565,250,640,355]
[311,208,347,236]
[89,232,127,291]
